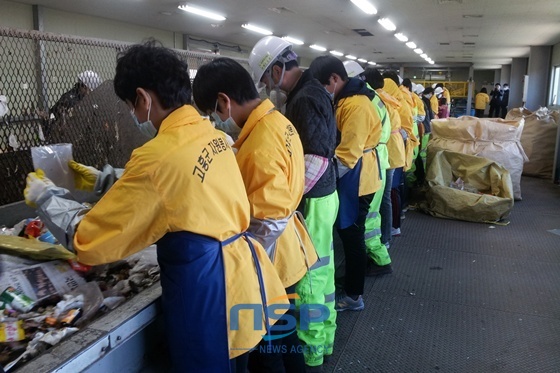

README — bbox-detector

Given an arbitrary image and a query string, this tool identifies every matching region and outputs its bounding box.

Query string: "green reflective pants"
[364,174,391,266]
[295,191,339,367]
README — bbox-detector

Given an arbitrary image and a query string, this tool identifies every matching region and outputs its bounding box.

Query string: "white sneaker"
[391,227,401,236]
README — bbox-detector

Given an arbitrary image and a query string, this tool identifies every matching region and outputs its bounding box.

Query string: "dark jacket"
[501,89,509,106]
[421,96,433,133]
[285,69,337,198]
[335,77,376,104]
[490,88,503,106]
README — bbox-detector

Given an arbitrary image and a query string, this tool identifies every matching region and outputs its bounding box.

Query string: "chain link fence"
[0,27,251,206]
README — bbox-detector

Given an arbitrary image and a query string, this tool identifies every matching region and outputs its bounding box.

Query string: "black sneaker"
[306,364,324,373]
[366,262,393,277]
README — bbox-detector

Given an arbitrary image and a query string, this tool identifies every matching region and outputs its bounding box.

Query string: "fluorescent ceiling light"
[429,60,435,64]
[420,53,428,58]
[282,36,304,45]
[310,44,327,51]
[345,55,357,60]
[414,48,423,54]
[368,61,377,65]
[394,33,408,42]
[350,0,377,15]
[242,23,272,35]
[406,41,417,49]
[330,50,344,56]
[378,18,396,31]
[178,5,226,21]
[358,58,368,63]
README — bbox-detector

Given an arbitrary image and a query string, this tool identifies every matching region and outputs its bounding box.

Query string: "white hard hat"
[432,83,437,89]
[434,87,444,95]
[248,36,293,84]
[413,84,425,95]
[343,60,365,78]
[78,70,102,90]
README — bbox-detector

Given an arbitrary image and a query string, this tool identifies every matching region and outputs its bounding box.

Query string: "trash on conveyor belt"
[0,218,160,371]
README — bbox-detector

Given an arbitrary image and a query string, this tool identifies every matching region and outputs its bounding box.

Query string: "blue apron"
[335,157,363,229]
[157,231,270,373]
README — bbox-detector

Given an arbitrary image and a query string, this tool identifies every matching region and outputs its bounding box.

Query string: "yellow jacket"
[234,99,317,288]
[413,92,426,117]
[73,105,287,358]
[384,79,419,170]
[475,92,490,110]
[376,89,406,169]
[335,94,383,196]
[443,87,451,105]
[430,94,439,116]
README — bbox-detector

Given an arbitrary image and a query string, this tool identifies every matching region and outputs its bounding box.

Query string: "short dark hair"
[308,55,348,85]
[192,57,259,113]
[363,68,384,90]
[382,71,400,86]
[114,40,191,109]
[495,83,501,86]
[480,87,487,93]
[402,78,412,91]
[423,87,435,95]
[503,83,509,87]
[436,83,444,88]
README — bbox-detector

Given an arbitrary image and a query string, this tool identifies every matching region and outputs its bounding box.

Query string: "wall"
[0,0,33,29]
[552,42,560,66]
[473,70,496,92]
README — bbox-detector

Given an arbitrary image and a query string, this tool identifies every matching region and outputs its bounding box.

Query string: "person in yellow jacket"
[364,69,407,248]
[475,87,490,118]
[402,79,425,189]
[23,41,288,373]
[308,55,382,312]
[436,83,451,118]
[193,57,318,373]
[431,86,444,118]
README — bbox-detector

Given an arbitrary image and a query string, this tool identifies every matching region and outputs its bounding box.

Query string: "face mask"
[504,87,509,91]
[325,81,337,101]
[212,100,242,138]
[131,95,157,139]
[270,88,288,110]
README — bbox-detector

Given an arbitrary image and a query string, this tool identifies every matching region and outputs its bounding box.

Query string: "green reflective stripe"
[366,211,378,219]
[325,292,336,303]
[365,228,382,240]
[309,255,331,271]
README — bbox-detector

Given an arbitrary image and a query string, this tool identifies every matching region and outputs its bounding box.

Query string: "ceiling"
[11,0,560,69]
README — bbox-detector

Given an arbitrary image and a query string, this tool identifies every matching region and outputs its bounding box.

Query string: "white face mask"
[211,99,242,138]
[131,95,157,139]
[270,88,288,110]
[325,81,337,101]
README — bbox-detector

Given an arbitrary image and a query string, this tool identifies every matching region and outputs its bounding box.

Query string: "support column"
[466,65,474,115]
[510,57,528,108]
[526,46,552,110]
[501,64,511,85]
[399,66,405,79]
[33,4,49,112]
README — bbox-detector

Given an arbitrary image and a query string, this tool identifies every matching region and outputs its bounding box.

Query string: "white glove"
[24,169,54,207]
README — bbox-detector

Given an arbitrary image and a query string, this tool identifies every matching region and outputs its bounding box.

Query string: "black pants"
[231,352,249,373]
[247,285,306,373]
[500,105,508,119]
[336,193,374,297]
[489,104,500,118]
[475,109,485,118]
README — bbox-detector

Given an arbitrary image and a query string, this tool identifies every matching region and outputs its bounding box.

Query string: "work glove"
[69,160,100,192]
[24,169,55,207]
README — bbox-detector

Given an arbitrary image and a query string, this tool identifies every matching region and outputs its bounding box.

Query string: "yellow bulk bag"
[424,150,514,223]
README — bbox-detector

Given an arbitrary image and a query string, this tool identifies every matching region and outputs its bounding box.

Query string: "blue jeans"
[380,168,394,245]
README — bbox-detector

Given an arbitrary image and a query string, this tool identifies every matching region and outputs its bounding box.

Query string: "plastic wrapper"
[30,143,75,192]
[62,282,103,327]
[0,320,25,342]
